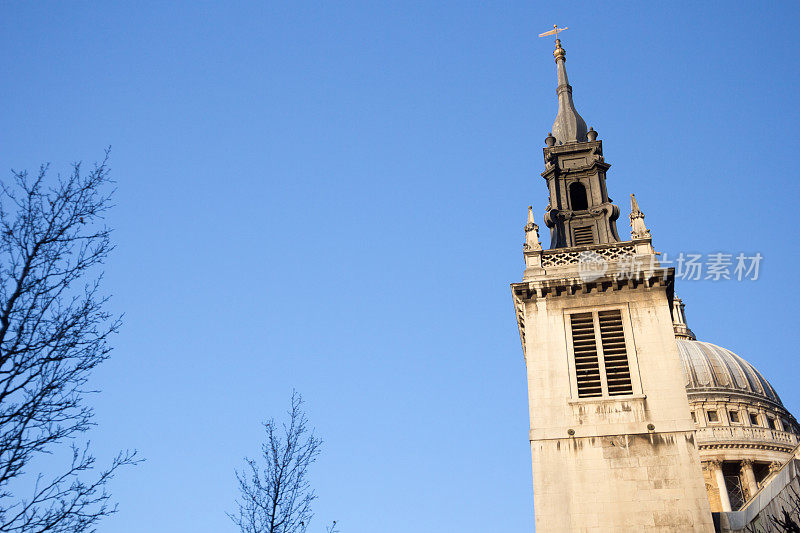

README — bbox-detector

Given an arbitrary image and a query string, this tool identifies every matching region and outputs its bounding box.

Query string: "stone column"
[740,460,758,499]
[710,460,732,512]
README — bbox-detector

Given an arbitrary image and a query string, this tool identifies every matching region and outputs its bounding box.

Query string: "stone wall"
[532,432,713,531]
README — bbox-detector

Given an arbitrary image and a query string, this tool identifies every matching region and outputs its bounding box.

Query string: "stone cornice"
[512,267,674,303]
[540,140,608,179]
[541,139,603,158]
[541,158,611,180]
[698,442,796,453]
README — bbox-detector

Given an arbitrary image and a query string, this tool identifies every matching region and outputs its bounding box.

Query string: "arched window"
[569,182,588,210]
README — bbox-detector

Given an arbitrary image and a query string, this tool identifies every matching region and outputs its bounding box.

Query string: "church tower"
[541,39,621,250]
[512,38,714,531]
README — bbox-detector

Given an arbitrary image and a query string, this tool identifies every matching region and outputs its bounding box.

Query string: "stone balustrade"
[696,425,799,448]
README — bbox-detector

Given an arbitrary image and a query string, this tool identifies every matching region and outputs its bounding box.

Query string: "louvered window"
[570,313,602,398]
[573,226,594,246]
[597,310,633,395]
[569,309,634,398]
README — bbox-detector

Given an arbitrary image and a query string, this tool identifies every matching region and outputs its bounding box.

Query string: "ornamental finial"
[630,194,651,239]
[524,206,542,252]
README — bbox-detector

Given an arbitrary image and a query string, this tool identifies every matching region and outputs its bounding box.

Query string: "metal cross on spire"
[538,24,568,41]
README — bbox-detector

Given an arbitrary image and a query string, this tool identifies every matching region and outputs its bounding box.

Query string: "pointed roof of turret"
[630,193,642,215]
[629,193,651,239]
[524,205,542,252]
[551,39,588,144]
[672,297,696,341]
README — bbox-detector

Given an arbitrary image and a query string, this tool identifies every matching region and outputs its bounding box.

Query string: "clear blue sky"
[2,2,800,531]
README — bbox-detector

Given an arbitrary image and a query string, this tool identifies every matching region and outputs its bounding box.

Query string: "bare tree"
[0,152,136,532]
[231,392,335,533]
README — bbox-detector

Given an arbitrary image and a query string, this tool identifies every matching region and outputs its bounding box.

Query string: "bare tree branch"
[0,151,137,533]
[230,391,331,533]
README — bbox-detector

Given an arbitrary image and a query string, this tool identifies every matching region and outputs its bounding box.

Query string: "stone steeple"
[539,39,621,249]
[551,39,588,144]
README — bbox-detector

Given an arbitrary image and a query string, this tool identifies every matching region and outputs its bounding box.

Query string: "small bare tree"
[0,152,136,532]
[231,392,335,533]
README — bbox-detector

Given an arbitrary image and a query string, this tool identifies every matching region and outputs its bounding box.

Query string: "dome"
[676,339,783,406]
[670,301,798,514]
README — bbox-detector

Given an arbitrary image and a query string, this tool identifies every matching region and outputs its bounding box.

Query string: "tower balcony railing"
[525,238,654,269]
[539,240,637,268]
[695,425,799,448]
[522,238,659,282]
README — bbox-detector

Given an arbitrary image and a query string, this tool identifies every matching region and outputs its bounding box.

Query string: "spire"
[524,206,542,251]
[629,194,651,239]
[551,39,588,144]
[672,297,696,340]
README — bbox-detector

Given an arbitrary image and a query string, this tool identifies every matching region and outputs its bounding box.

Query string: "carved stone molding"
[513,267,673,303]
[698,442,796,453]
